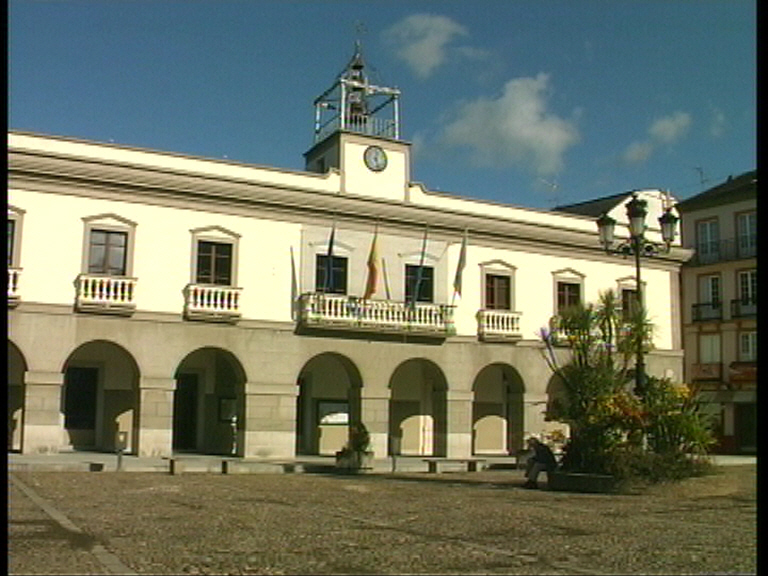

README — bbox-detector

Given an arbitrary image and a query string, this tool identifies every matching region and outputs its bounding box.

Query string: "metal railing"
[298,293,455,336]
[75,274,137,314]
[184,283,242,321]
[476,309,522,340]
[688,237,757,266]
[731,298,757,318]
[691,362,722,382]
[692,301,722,322]
[316,116,397,142]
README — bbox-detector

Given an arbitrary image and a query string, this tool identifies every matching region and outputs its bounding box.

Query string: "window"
[316,254,348,294]
[698,333,721,363]
[737,212,756,258]
[88,229,128,275]
[7,219,15,267]
[699,274,720,304]
[739,332,757,362]
[405,264,434,303]
[557,281,581,313]
[739,270,757,303]
[485,274,511,310]
[621,288,638,322]
[197,241,233,285]
[697,219,720,263]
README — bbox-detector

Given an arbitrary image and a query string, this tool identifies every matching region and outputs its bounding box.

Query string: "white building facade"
[8,48,690,458]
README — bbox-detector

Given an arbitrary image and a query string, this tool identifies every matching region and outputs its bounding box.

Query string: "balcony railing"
[688,237,756,266]
[731,298,757,318]
[184,283,242,322]
[729,361,757,385]
[476,309,523,341]
[692,301,722,322]
[691,362,722,382]
[8,267,21,307]
[75,274,137,315]
[298,293,455,336]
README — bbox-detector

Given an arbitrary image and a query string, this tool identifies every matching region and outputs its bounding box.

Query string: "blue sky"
[9,1,755,210]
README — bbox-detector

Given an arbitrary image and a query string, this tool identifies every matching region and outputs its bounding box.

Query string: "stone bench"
[422,458,487,473]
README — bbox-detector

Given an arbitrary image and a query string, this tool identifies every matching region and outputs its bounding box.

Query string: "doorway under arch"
[61,340,140,453]
[173,347,247,456]
[389,358,448,457]
[472,363,525,455]
[295,352,363,456]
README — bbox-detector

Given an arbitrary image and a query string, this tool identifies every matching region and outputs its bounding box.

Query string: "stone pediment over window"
[190,225,241,241]
[82,213,138,229]
[551,267,585,281]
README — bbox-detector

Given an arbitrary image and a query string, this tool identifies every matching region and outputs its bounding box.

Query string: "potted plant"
[335,421,374,472]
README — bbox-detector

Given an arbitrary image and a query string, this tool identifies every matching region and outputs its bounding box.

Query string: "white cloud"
[648,111,691,143]
[709,107,727,138]
[623,111,692,165]
[440,73,580,175]
[382,14,468,79]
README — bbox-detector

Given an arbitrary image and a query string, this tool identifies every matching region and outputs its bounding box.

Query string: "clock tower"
[304,42,411,202]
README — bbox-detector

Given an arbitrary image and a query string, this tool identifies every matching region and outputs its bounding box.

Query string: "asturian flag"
[453,229,468,297]
[363,226,379,299]
[323,220,336,292]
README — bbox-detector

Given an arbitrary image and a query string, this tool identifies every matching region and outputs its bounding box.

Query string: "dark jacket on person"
[531,441,558,470]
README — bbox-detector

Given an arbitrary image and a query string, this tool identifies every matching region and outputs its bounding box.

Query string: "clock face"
[363,145,388,172]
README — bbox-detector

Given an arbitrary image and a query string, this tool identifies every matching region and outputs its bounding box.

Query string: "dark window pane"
[405,264,434,303]
[486,274,510,310]
[315,254,347,294]
[197,241,232,285]
[88,229,127,275]
[557,282,580,312]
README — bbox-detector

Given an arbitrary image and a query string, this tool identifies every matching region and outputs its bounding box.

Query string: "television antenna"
[539,177,563,206]
[694,166,709,189]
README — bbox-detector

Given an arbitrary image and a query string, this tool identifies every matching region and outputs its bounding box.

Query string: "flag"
[411,225,429,306]
[290,246,299,318]
[453,229,468,297]
[323,220,336,292]
[363,225,379,299]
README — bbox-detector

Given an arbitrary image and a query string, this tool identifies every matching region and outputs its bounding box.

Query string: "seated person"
[523,436,558,489]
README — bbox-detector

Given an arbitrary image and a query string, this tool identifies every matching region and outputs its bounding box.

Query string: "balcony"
[731,298,757,318]
[691,362,722,382]
[184,283,242,323]
[8,267,21,307]
[728,361,757,385]
[75,274,137,315]
[297,293,455,337]
[688,237,756,266]
[476,309,523,341]
[692,301,722,322]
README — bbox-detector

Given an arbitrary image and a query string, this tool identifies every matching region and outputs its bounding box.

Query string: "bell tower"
[304,42,411,202]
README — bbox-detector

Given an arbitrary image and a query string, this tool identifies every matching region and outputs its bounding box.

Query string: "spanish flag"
[453,229,468,297]
[363,225,379,299]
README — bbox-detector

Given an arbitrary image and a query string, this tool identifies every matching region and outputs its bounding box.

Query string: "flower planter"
[548,471,619,494]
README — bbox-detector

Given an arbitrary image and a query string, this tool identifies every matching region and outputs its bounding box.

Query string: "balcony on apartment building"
[692,301,722,322]
[690,362,722,382]
[731,297,757,319]
[8,267,21,307]
[183,283,242,323]
[476,309,523,341]
[688,237,756,267]
[75,273,137,315]
[297,293,455,337]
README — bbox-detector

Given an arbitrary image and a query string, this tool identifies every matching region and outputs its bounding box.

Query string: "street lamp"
[596,192,679,396]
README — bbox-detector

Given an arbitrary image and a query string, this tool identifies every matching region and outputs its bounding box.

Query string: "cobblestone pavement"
[9,465,756,575]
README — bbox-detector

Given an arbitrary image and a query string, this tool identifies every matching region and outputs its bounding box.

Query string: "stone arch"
[472,363,526,455]
[61,340,140,453]
[8,340,28,452]
[295,352,363,456]
[173,347,247,456]
[388,358,448,456]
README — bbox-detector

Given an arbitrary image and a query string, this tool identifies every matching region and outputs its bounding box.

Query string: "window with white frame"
[737,211,756,258]
[7,206,24,268]
[698,274,720,304]
[698,333,721,363]
[82,214,137,276]
[316,254,348,294]
[697,219,720,263]
[739,331,757,362]
[405,264,434,303]
[480,261,516,311]
[738,269,757,303]
[190,226,240,286]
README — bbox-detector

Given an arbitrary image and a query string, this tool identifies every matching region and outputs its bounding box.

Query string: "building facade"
[677,171,757,454]
[8,47,690,458]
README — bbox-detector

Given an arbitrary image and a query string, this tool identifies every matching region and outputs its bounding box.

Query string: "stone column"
[360,388,391,458]
[445,390,473,458]
[243,382,299,459]
[137,377,175,457]
[22,371,64,454]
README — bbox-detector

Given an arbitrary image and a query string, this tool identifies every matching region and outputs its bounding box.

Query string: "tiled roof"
[552,191,635,217]
[675,170,756,212]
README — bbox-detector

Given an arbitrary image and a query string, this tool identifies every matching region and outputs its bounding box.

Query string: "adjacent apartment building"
[8,46,691,459]
[677,171,757,454]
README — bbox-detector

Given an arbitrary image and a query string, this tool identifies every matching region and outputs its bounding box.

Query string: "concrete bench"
[422,458,487,473]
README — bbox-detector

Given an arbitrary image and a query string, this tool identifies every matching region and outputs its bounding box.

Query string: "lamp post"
[596,192,679,396]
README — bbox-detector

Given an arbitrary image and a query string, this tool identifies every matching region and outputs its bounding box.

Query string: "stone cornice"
[9,146,692,269]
